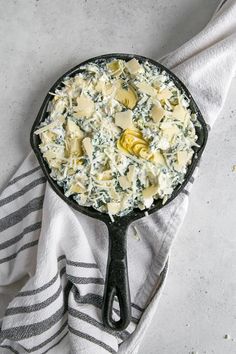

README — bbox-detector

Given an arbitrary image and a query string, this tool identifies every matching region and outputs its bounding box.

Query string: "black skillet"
[30,53,208,331]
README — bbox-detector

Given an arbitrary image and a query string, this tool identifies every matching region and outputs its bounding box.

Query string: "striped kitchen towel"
[0,0,236,353]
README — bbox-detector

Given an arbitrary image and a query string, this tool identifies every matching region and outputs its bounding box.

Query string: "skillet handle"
[102,222,131,331]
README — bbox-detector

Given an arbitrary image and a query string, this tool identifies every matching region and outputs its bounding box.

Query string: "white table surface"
[0,0,236,353]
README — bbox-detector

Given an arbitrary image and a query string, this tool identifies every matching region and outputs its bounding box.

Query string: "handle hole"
[112,295,121,322]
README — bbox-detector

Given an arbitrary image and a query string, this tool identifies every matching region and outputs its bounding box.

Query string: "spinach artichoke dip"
[35,58,199,219]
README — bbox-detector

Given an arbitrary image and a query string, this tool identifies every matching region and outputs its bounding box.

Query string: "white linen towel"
[0,1,236,353]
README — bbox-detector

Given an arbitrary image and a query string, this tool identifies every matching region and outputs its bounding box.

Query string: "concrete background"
[0,0,236,353]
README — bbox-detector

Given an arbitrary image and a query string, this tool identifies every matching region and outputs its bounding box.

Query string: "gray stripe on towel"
[5,284,62,316]
[69,307,115,336]
[69,306,129,340]
[24,320,68,353]
[17,267,66,297]
[0,240,38,264]
[0,177,46,207]
[0,345,19,354]
[71,286,140,324]
[0,282,73,341]
[7,166,41,187]
[67,274,104,285]
[66,260,98,268]
[41,331,68,354]
[0,222,41,250]
[0,196,44,232]
[0,305,66,341]
[68,325,116,354]
[16,259,100,297]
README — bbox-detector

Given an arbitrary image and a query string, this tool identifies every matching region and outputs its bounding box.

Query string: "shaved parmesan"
[158,172,169,191]
[119,175,131,190]
[110,187,119,200]
[66,119,84,139]
[143,185,159,198]
[34,116,65,135]
[103,83,115,96]
[142,185,158,208]
[126,58,142,75]
[160,122,179,142]
[173,104,189,122]
[150,103,165,123]
[177,150,190,166]
[158,137,170,150]
[143,197,153,208]
[75,95,94,118]
[157,88,172,100]
[136,81,156,97]
[127,165,136,182]
[43,150,64,160]
[152,151,166,165]
[53,99,67,113]
[74,76,86,88]
[40,131,56,144]
[107,202,121,215]
[95,79,105,92]
[82,137,93,159]
[98,170,112,181]
[115,110,134,130]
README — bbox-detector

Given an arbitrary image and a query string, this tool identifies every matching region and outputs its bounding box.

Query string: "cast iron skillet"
[30,53,208,331]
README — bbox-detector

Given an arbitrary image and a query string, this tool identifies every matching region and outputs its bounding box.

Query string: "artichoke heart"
[70,183,86,194]
[65,137,82,157]
[114,80,137,109]
[107,60,124,77]
[117,129,152,160]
